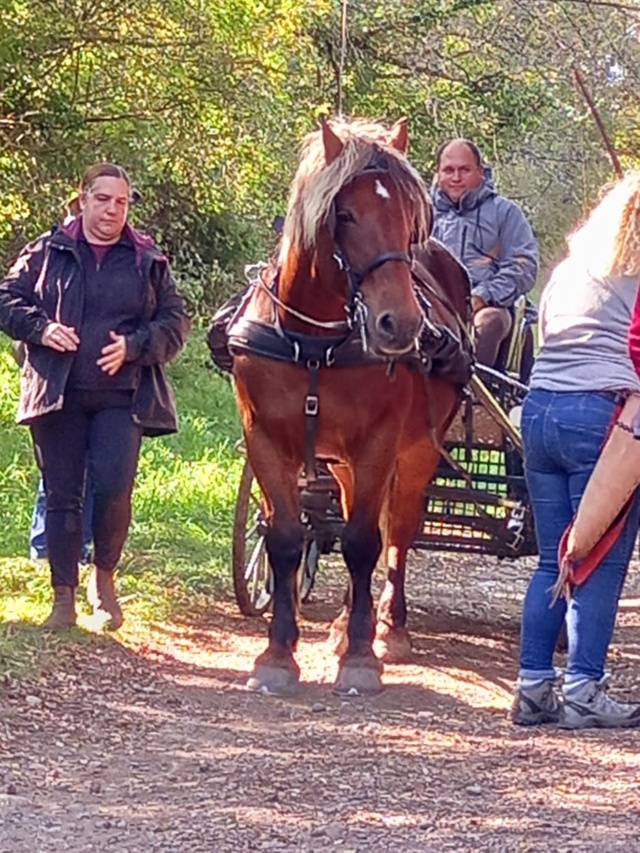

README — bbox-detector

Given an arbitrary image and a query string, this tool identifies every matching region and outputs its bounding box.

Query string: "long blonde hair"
[567,171,640,279]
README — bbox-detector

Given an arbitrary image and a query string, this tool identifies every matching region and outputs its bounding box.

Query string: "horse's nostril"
[377,312,397,339]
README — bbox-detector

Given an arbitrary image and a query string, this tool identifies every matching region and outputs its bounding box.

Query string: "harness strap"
[228,316,413,368]
[411,258,473,351]
[346,251,413,292]
[304,361,320,483]
[257,272,349,331]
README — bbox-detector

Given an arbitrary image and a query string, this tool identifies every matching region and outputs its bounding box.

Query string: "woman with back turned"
[511,173,640,730]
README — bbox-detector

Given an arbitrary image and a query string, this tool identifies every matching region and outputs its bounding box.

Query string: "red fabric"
[88,242,110,265]
[556,401,626,589]
[628,280,640,378]
[559,499,633,587]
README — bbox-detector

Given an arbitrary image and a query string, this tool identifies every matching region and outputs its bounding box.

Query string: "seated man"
[431,138,538,367]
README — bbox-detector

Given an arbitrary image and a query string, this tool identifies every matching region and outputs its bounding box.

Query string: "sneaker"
[559,676,640,730]
[510,678,561,726]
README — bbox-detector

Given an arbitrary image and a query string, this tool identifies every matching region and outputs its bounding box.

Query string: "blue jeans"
[519,389,640,682]
[30,476,94,563]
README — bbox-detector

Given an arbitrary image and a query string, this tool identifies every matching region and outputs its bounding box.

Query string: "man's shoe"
[559,677,640,730]
[510,678,561,726]
[87,568,123,630]
[42,586,77,631]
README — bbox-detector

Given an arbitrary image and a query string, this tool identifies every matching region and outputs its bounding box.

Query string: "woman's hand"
[97,331,127,375]
[41,322,79,352]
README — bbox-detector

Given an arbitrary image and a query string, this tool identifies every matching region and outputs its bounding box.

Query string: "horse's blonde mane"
[280,119,431,260]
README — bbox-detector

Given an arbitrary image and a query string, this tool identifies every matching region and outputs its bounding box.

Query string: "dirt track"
[2,552,640,853]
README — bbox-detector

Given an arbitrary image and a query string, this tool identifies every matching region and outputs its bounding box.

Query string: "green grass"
[0,328,244,677]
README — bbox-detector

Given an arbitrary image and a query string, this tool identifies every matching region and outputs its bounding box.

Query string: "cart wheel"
[232,460,322,615]
[232,459,273,616]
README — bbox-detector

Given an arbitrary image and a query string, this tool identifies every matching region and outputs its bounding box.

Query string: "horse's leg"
[374,440,442,663]
[333,468,388,696]
[245,440,304,696]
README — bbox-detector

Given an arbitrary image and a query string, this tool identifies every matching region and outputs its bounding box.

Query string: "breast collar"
[228,307,414,369]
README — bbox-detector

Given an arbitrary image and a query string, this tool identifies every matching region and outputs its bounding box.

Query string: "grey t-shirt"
[531,257,640,393]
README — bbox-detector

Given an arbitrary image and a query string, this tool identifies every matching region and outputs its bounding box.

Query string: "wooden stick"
[572,63,623,180]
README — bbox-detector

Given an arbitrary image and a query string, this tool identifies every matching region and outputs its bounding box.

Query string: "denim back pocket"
[554,393,615,470]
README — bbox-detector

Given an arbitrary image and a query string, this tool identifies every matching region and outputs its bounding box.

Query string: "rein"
[256,273,349,332]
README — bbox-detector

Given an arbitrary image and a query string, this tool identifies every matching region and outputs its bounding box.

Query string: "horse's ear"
[389,118,408,155]
[321,116,343,165]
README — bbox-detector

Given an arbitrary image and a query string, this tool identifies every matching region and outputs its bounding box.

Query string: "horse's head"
[282,118,431,357]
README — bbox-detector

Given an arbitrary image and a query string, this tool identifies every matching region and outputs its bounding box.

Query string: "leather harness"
[228,276,434,484]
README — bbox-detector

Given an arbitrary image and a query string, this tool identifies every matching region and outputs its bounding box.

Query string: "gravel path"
[2,550,640,852]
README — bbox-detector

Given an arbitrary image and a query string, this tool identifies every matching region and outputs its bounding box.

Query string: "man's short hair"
[434,139,483,169]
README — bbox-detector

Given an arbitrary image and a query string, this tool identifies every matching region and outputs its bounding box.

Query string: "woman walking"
[0,163,190,630]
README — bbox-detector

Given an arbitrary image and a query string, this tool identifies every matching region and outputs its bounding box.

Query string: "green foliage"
[0,0,322,305]
[2,0,640,296]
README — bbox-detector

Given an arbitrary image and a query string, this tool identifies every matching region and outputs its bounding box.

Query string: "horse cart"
[232,344,538,617]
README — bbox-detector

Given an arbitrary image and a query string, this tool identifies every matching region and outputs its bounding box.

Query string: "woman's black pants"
[30,391,142,587]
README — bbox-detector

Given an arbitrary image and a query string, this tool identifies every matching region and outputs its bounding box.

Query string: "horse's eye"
[336,210,355,225]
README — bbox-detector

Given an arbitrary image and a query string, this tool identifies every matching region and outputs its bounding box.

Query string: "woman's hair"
[67,166,140,219]
[567,171,640,279]
[79,162,131,194]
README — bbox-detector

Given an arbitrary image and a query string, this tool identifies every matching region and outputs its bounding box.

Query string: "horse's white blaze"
[375,179,391,199]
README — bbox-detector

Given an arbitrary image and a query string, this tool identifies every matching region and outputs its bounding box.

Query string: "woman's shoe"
[87,568,123,630]
[559,676,640,729]
[510,678,561,726]
[42,586,77,630]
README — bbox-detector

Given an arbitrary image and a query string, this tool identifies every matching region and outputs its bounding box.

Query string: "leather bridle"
[325,161,417,344]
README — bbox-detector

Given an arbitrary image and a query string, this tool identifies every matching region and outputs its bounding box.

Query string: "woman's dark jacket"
[0,221,191,436]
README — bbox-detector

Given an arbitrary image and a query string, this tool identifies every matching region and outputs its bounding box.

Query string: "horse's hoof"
[333,658,384,697]
[246,664,300,697]
[373,626,413,663]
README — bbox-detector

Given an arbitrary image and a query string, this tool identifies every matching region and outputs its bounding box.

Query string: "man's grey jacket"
[431,168,538,308]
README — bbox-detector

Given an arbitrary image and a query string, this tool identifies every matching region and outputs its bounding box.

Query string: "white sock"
[518,677,549,690]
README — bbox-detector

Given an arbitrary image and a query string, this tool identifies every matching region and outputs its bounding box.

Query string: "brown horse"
[230,117,470,696]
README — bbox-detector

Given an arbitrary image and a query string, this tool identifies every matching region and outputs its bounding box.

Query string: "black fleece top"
[67,233,146,391]
[0,221,191,434]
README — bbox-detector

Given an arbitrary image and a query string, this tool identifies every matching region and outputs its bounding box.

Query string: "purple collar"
[62,218,160,269]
